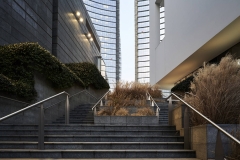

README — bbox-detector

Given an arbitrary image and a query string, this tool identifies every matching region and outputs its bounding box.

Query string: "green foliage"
[0,42,84,100]
[171,76,194,92]
[66,62,110,89]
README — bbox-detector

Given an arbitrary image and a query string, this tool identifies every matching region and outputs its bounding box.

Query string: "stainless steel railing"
[167,92,240,159]
[44,89,98,111]
[0,91,70,150]
[92,90,110,115]
[146,92,160,116]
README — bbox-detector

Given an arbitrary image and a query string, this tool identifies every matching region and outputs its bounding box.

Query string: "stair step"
[0,124,176,130]
[0,129,179,136]
[0,135,184,142]
[0,142,184,149]
[0,149,196,158]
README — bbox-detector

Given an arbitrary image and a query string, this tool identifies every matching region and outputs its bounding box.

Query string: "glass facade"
[83,0,120,89]
[135,0,165,83]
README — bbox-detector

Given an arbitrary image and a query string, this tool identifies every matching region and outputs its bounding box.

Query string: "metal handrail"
[0,91,69,122]
[92,90,110,110]
[82,90,98,100]
[171,92,240,145]
[146,92,160,111]
[44,90,97,110]
[0,91,70,150]
[0,95,29,105]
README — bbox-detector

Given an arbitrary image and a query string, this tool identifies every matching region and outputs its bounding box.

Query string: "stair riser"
[0,125,176,130]
[0,131,179,136]
[0,137,184,142]
[0,151,196,158]
[0,143,184,149]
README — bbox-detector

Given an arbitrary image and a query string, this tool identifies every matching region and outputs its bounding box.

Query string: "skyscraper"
[135,0,165,83]
[83,0,121,89]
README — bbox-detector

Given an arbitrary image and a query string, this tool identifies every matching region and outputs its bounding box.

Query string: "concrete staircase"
[53,104,94,124]
[0,124,196,158]
[157,101,169,125]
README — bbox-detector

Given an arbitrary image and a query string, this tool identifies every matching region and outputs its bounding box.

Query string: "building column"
[149,0,160,85]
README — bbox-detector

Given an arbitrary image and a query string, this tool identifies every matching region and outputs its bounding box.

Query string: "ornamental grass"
[184,55,240,125]
[97,81,160,116]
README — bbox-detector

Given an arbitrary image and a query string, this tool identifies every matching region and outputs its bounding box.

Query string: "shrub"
[148,85,162,98]
[109,81,149,101]
[0,43,84,100]
[115,108,129,116]
[66,62,109,89]
[184,55,240,125]
[131,106,155,116]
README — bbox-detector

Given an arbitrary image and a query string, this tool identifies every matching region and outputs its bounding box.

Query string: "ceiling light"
[76,11,80,17]
[87,33,91,38]
[80,18,83,22]
[90,38,93,41]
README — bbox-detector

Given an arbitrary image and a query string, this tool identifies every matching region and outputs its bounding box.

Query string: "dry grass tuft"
[98,81,160,116]
[97,106,112,116]
[148,85,162,98]
[131,106,155,116]
[184,55,240,125]
[115,108,129,116]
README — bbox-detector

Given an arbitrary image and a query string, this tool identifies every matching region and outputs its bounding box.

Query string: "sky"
[119,0,135,82]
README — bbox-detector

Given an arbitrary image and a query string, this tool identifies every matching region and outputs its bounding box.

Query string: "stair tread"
[0,149,195,152]
[0,135,183,138]
[0,141,184,144]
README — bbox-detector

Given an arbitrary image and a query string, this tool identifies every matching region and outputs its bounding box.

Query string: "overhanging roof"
[156,16,240,89]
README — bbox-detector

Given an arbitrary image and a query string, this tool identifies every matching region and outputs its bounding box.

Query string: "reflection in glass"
[84,0,120,89]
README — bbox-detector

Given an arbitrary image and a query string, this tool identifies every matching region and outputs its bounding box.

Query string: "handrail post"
[184,106,190,149]
[65,95,69,124]
[156,107,159,117]
[215,129,224,159]
[168,96,172,125]
[38,103,44,150]
[94,107,97,116]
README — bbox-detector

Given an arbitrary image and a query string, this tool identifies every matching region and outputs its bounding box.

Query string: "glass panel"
[138,49,149,56]
[138,27,149,33]
[138,38,149,44]
[138,11,149,17]
[138,43,149,49]
[138,0,149,6]
[138,72,150,77]
[138,32,149,38]
[138,22,149,27]
[138,56,149,61]
[138,16,149,22]
[138,61,149,67]
[138,67,150,72]
[138,5,149,12]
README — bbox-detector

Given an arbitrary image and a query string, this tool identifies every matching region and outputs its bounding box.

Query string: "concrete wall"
[0,0,53,51]
[170,105,240,160]
[150,0,240,89]
[0,73,107,124]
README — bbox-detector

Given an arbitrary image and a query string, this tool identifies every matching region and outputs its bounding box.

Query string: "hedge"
[0,42,109,100]
[0,43,84,100]
[66,62,110,89]
[171,75,194,92]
